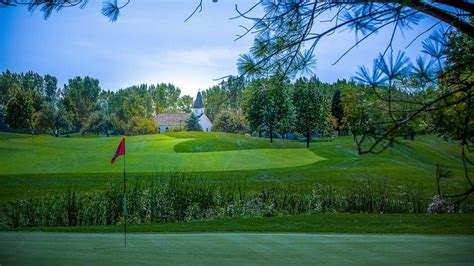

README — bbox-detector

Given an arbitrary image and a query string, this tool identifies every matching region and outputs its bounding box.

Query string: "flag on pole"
[111,138,125,164]
[111,137,127,246]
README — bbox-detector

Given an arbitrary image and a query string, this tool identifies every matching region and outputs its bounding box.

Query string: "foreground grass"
[2,232,472,265]
[9,214,474,235]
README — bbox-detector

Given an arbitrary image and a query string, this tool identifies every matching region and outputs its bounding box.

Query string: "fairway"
[1,232,473,265]
[0,132,323,174]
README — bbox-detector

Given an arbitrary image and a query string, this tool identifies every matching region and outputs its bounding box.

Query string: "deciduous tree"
[6,85,34,131]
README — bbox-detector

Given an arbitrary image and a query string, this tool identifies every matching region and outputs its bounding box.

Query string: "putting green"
[0,232,472,265]
[0,133,324,174]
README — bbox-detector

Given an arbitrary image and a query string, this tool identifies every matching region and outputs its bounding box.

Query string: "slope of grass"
[172,132,301,152]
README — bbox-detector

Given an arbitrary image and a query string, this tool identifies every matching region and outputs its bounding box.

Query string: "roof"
[156,113,190,126]
[193,91,204,109]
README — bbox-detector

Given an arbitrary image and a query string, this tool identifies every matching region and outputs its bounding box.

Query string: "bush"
[213,110,247,134]
[127,117,157,135]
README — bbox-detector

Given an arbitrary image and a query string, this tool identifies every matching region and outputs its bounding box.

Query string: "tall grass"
[1,175,472,229]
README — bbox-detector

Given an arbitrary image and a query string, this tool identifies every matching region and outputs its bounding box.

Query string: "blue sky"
[0,1,440,96]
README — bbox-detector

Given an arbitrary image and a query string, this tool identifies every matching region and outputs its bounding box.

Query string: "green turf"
[1,232,472,265]
[173,132,301,152]
[11,214,474,235]
[0,132,321,174]
[0,132,471,201]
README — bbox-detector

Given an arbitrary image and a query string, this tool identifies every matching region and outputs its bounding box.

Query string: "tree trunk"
[269,127,273,143]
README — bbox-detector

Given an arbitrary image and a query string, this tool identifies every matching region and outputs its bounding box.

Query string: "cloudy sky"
[0,1,439,96]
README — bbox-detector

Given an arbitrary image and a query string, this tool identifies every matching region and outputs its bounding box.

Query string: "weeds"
[1,175,471,229]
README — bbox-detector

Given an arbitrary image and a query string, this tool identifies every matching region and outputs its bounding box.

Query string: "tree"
[213,110,247,134]
[127,117,157,135]
[81,99,113,136]
[18,71,45,112]
[245,75,294,143]
[235,1,473,77]
[186,113,202,131]
[178,95,193,113]
[44,74,58,103]
[33,102,55,134]
[219,75,246,111]
[349,28,473,204]
[6,85,34,131]
[150,83,181,114]
[53,102,75,137]
[9,1,471,36]
[0,71,18,130]
[428,31,474,204]
[63,76,101,130]
[202,76,247,122]
[202,85,225,122]
[293,78,326,148]
[331,89,344,135]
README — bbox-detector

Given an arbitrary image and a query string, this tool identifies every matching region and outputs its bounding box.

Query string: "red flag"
[111,138,125,164]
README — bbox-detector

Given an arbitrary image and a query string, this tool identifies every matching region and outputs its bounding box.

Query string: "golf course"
[1,132,473,264]
[0,132,471,201]
[2,0,474,262]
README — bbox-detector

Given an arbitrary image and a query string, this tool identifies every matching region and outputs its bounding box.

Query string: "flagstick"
[124,152,127,247]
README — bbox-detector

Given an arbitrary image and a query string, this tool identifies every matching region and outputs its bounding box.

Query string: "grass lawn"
[12,214,474,235]
[1,231,472,265]
[0,132,321,174]
[0,132,471,201]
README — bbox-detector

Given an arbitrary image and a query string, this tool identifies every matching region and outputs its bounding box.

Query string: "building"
[156,91,213,133]
[191,90,213,132]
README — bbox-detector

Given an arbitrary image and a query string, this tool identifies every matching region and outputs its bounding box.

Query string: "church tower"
[193,90,204,116]
[192,90,213,132]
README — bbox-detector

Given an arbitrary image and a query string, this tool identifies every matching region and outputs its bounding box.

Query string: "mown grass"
[173,132,301,152]
[9,214,474,235]
[0,132,320,175]
[0,132,471,203]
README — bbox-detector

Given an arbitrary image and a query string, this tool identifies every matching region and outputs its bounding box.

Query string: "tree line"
[0,69,426,149]
[203,75,352,148]
[0,72,193,136]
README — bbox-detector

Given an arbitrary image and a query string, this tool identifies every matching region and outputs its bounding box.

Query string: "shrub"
[213,110,248,134]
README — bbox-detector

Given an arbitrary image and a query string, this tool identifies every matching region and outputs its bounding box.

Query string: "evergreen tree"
[186,113,202,131]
